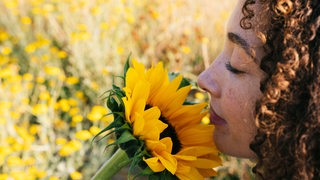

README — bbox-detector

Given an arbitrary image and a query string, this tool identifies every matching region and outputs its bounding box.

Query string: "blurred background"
[0,0,254,179]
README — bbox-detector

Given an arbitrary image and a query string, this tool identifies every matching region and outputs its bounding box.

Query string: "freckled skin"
[197,0,265,159]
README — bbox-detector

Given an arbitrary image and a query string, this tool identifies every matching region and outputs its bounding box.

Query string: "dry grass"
[0,0,254,179]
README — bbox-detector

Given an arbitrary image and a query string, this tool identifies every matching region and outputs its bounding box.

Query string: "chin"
[214,132,256,159]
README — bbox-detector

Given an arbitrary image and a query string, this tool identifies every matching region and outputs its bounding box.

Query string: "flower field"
[0,0,253,179]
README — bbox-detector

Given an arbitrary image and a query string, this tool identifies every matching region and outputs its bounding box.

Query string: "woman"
[198,0,319,179]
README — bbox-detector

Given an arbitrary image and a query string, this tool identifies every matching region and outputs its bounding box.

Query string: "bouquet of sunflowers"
[92,58,221,179]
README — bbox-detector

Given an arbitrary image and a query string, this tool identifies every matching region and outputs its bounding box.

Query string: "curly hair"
[241,0,320,179]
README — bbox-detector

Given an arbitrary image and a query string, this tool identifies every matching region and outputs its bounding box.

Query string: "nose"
[197,61,221,98]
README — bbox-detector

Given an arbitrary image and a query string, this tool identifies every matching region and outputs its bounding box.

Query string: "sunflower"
[122,60,221,179]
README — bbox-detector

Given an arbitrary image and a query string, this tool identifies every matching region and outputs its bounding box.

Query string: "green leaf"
[168,72,191,89]
[149,170,178,180]
[117,130,137,144]
[92,115,124,142]
[124,53,131,82]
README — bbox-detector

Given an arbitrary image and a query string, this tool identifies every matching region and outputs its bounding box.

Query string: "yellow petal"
[156,151,177,175]
[164,85,191,117]
[188,158,221,168]
[150,75,182,109]
[160,137,173,153]
[178,125,216,147]
[143,157,165,172]
[132,81,149,108]
[125,68,139,90]
[132,60,146,77]
[122,96,132,123]
[143,106,161,120]
[167,103,207,124]
[177,146,217,157]
[133,113,144,136]
[145,140,166,151]
[143,119,167,140]
[174,155,197,161]
[198,168,218,177]
[176,167,203,180]
[131,99,146,120]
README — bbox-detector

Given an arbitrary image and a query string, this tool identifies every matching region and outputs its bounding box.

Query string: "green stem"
[91,149,130,180]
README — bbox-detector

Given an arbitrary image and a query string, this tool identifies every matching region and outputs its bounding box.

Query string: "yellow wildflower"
[66,76,79,85]
[87,105,108,122]
[89,126,101,135]
[55,137,67,145]
[32,104,48,115]
[71,114,83,123]
[70,171,82,180]
[20,16,32,25]
[1,46,11,55]
[75,130,92,141]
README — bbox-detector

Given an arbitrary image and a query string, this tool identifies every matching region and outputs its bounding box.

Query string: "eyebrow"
[227,32,257,62]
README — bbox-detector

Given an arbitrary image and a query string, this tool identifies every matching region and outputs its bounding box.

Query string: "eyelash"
[225,62,245,74]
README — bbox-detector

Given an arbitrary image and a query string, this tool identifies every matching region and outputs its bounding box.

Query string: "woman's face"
[197,0,266,159]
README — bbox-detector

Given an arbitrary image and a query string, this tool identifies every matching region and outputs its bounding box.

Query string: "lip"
[210,106,227,125]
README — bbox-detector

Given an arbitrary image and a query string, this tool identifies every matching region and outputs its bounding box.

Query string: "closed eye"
[225,62,245,74]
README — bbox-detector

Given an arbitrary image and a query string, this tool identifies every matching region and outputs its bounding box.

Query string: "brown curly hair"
[241,0,320,179]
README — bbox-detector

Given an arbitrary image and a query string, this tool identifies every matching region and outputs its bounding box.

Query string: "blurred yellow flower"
[75,130,92,141]
[53,119,67,129]
[28,166,46,178]
[56,137,67,145]
[20,16,32,25]
[57,99,70,112]
[75,91,84,99]
[69,107,80,116]
[202,115,210,125]
[32,104,48,115]
[21,97,30,105]
[15,125,35,143]
[76,23,87,31]
[90,81,99,90]
[4,1,18,9]
[23,73,34,81]
[1,46,12,55]
[29,124,41,135]
[100,22,109,30]
[59,140,81,157]
[0,30,9,41]
[71,114,83,123]
[195,91,205,100]
[0,117,6,125]
[0,174,9,180]
[70,171,82,180]
[89,126,101,135]
[0,146,12,162]
[49,176,60,180]
[58,50,68,59]
[180,45,191,54]
[126,14,135,24]
[36,76,45,84]
[39,91,51,101]
[201,37,209,44]
[7,156,23,167]
[23,157,36,166]
[25,43,37,54]
[66,76,79,85]
[116,46,124,55]
[87,105,108,122]
[44,66,61,76]
[90,7,101,15]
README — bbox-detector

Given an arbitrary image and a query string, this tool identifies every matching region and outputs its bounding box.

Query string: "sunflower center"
[145,105,182,154]
[159,116,182,154]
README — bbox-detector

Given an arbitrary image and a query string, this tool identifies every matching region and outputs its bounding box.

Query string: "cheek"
[224,86,257,128]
